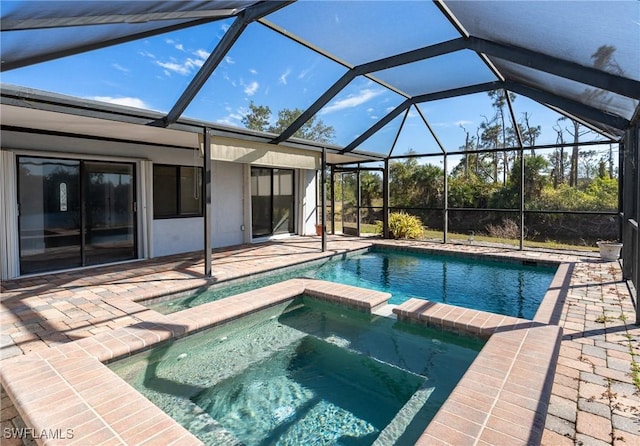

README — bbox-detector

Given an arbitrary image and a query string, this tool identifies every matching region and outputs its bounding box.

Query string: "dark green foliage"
[242,101,335,143]
[389,154,444,208]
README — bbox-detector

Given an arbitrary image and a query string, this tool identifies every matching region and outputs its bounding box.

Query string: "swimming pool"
[111,298,483,445]
[149,247,557,320]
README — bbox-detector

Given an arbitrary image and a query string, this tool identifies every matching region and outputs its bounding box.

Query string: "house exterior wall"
[212,161,245,248]
[301,169,318,236]
[0,130,319,279]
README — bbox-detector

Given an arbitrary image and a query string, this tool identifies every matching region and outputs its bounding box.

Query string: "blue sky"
[1,1,609,158]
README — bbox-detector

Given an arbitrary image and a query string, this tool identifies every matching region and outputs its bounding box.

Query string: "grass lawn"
[329,221,598,252]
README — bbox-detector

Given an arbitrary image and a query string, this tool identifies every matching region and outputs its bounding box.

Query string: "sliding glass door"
[272,169,294,234]
[18,156,136,275]
[84,162,136,266]
[18,157,82,273]
[251,167,294,238]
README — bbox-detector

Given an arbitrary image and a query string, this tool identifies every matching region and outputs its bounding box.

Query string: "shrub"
[377,212,424,239]
[485,218,521,239]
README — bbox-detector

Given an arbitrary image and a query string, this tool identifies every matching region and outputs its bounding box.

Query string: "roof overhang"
[0,84,375,166]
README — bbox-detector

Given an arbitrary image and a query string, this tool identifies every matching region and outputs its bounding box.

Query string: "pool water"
[112,299,483,445]
[314,250,556,319]
[150,248,556,320]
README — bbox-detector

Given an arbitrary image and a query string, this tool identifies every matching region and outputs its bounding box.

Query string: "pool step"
[371,303,397,318]
[169,398,244,446]
[372,382,435,446]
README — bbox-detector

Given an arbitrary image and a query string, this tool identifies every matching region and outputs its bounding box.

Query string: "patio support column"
[635,130,640,326]
[356,164,361,236]
[321,148,327,252]
[383,158,390,239]
[519,149,525,250]
[330,164,335,235]
[443,154,448,243]
[622,123,640,325]
[506,90,525,250]
[203,127,212,277]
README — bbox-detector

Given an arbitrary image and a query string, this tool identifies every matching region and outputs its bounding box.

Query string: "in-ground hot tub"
[112,298,483,445]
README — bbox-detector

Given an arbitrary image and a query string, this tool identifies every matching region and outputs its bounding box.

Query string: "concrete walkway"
[1,237,638,445]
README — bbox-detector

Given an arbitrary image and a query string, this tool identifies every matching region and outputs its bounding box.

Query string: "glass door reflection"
[84,162,136,266]
[18,157,81,274]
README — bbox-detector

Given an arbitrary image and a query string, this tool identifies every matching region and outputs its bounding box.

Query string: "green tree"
[455,90,520,186]
[490,154,549,209]
[389,153,443,208]
[242,102,271,131]
[359,171,382,208]
[448,174,498,208]
[519,112,541,150]
[242,101,335,143]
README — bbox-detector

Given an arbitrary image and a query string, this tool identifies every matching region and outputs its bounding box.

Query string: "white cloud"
[279,68,291,85]
[433,119,474,128]
[156,50,207,76]
[298,61,319,81]
[217,106,248,126]
[366,108,374,113]
[225,56,235,65]
[191,57,205,69]
[195,49,210,59]
[90,96,149,109]
[164,39,183,51]
[138,50,156,59]
[156,59,191,76]
[249,68,258,75]
[112,63,129,73]
[243,81,259,96]
[321,88,384,115]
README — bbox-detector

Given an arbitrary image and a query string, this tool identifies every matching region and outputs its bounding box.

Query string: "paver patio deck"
[1,236,638,445]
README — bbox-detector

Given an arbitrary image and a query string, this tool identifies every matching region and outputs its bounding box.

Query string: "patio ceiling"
[1,0,638,160]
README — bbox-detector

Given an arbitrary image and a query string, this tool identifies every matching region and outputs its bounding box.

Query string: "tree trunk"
[569,121,580,187]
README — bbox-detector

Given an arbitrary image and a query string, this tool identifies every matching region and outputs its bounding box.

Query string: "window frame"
[153,164,203,219]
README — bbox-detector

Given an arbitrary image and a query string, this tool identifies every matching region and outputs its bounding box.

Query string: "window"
[153,164,202,218]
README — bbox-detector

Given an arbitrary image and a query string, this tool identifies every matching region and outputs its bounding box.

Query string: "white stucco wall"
[151,161,245,256]
[301,169,318,236]
[152,217,204,257]
[212,161,244,248]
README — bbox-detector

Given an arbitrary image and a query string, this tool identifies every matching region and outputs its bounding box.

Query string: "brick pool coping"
[1,263,567,446]
[394,299,561,445]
